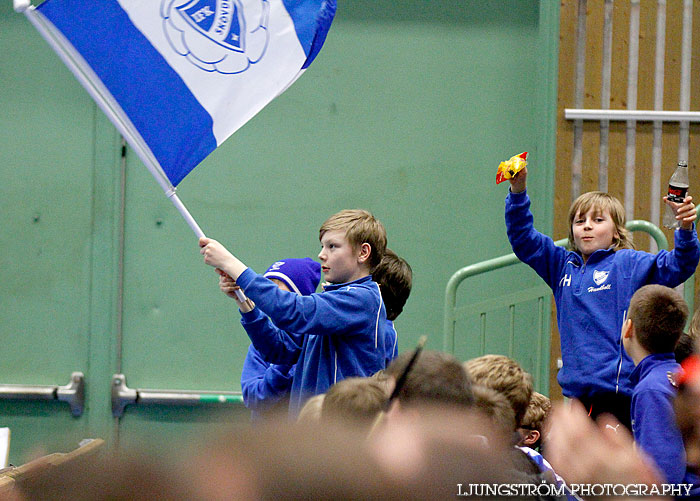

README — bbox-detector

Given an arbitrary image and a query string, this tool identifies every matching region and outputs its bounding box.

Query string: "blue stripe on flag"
[282,0,336,68]
[38,0,216,186]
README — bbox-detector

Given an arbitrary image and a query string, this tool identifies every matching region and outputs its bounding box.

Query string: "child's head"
[463,355,533,429]
[321,377,388,429]
[471,385,516,443]
[567,191,633,257]
[371,249,412,321]
[385,350,474,410]
[517,392,551,450]
[263,258,321,296]
[319,210,387,283]
[297,394,325,424]
[676,332,697,364]
[625,284,688,355]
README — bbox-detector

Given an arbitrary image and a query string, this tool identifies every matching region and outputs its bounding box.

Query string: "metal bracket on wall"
[0,372,85,417]
[111,374,244,418]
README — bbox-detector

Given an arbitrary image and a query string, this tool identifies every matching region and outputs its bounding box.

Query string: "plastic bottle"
[663,161,689,230]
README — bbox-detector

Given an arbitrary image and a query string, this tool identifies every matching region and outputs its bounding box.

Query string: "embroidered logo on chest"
[593,270,609,286]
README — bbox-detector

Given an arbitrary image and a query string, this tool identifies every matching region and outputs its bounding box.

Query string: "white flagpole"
[19,4,205,239]
[18,2,248,302]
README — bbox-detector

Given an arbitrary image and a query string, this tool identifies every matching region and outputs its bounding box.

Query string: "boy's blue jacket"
[236,268,387,417]
[630,353,686,484]
[506,190,699,399]
[240,344,294,421]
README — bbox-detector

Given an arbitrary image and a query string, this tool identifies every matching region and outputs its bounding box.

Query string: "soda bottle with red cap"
[663,161,689,230]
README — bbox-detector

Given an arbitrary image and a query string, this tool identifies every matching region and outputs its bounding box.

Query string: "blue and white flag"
[31,0,336,187]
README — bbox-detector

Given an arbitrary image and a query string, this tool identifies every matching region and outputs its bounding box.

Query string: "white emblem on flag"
[593,270,609,286]
[161,0,270,74]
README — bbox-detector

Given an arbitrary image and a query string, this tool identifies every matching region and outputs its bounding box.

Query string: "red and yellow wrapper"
[496,152,528,184]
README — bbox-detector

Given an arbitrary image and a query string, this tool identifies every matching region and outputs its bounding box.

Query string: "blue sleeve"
[237,268,381,336]
[644,225,700,287]
[240,345,294,411]
[505,190,568,289]
[633,390,687,484]
[240,308,304,365]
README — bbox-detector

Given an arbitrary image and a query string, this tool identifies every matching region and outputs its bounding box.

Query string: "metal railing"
[111,374,244,418]
[0,372,85,417]
[443,220,693,359]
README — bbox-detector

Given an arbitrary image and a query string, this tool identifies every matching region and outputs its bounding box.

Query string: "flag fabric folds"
[34,0,336,187]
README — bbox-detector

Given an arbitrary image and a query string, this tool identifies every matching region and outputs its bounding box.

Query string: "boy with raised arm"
[504,164,698,427]
[201,209,388,417]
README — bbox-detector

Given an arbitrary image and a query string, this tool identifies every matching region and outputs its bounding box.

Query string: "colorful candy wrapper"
[496,152,528,184]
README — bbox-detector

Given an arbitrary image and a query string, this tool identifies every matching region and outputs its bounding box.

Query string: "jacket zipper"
[615,309,626,393]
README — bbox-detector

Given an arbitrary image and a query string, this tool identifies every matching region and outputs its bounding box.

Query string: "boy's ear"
[357,242,372,264]
[525,429,540,446]
[621,318,634,339]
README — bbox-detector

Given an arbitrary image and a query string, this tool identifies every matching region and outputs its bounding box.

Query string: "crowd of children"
[4,185,700,499]
[193,177,700,498]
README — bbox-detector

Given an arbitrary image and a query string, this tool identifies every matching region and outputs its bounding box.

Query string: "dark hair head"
[385,350,473,409]
[372,249,412,321]
[629,284,688,354]
[676,332,696,364]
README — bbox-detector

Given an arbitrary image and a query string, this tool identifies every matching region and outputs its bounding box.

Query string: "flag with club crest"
[20,0,335,234]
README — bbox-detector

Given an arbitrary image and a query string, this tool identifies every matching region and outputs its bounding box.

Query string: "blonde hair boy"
[517,392,551,450]
[201,209,390,417]
[464,355,533,428]
[322,377,387,429]
[567,191,633,253]
[504,163,698,428]
[320,209,387,270]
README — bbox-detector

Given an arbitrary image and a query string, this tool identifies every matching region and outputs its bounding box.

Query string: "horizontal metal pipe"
[0,386,56,399]
[565,109,700,121]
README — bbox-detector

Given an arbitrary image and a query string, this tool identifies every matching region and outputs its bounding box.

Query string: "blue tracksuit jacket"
[240,344,295,421]
[630,353,686,484]
[505,190,699,399]
[236,268,387,417]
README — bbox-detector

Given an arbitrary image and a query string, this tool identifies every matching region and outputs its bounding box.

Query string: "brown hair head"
[385,350,474,409]
[471,385,516,439]
[372,249,412,321]
[628,284,688,354]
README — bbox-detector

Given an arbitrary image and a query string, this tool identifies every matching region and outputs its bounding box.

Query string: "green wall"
[0,0,558,463]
